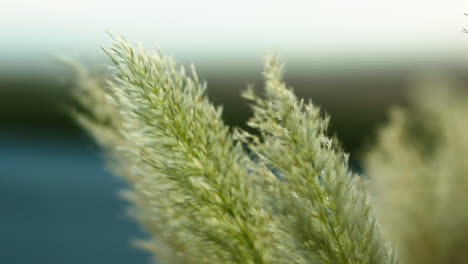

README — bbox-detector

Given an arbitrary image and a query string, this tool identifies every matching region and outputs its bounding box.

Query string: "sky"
[2,0,468,73]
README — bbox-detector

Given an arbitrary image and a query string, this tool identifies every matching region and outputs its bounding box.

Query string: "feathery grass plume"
[73,35,403,264]
[73,37,293,264]
[463,13,468,33]
[69,62,197,264]
[237,55,397,264]
[365,78,468,264]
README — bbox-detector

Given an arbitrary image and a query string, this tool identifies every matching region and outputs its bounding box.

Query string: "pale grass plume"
[463,13,468,33]
[72,36,397,264]
[69,60,196,264]
[237,55,397,264]
[365,76,468,264]
[73,36,290,264]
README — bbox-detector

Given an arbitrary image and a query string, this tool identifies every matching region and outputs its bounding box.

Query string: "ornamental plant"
[72,36,468,264]
[365,81,468,264]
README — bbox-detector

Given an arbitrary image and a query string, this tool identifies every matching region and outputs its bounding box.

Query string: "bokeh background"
[2,1,468,263]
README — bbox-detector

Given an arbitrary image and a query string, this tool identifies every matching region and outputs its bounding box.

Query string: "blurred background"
[2,1,468,263]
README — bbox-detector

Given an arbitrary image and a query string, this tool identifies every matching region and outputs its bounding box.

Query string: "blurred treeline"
[3,59,468,155]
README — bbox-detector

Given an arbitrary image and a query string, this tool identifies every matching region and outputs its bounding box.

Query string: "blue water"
[0,132,150,264]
